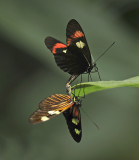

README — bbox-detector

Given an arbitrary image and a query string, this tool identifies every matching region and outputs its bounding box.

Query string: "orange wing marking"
[52,43,67,54]
[71,31,84,38]
[67,31,84,46]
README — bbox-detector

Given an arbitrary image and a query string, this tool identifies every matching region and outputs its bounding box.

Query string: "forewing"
[29,109,55,124]
[63,104,82,143]
[66,19,92,70]
[39,94,71,110]
[29,94,74,124]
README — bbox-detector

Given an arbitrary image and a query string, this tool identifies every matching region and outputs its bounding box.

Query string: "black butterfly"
[29,94,82,142]
[45,19,98,95]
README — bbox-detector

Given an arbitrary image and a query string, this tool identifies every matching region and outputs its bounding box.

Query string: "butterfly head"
[87,62,97,73]
[90,62,101,80]
[93,62,99,72]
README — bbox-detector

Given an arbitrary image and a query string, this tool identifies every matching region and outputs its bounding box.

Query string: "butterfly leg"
[66,75,79,97]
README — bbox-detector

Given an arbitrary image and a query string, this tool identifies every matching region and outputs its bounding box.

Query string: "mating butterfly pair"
[29,19,96,142]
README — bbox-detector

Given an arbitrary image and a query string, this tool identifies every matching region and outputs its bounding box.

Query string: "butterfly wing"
[45,19,93,75]
[29,94,74,124]
[45,36,84,75]
[66,19,93,73]
[63,103,82,143]
[45,37,73,74]
[45,37,67,55]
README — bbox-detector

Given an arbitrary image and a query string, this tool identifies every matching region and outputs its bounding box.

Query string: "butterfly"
[45,19,98,95]
[29,94,82,143]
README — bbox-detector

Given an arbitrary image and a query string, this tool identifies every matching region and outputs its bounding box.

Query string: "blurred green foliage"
[0,0,139,160]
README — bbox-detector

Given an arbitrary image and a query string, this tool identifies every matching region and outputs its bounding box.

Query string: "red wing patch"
[52,43,67,54]
[67,31,84,46]
[72,106,81,120]
[71,31,84,38]
[67,38,72,46]
[45,37,67,54]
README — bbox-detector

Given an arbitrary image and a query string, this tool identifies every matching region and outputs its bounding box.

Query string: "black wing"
[63,103,82,143]
[66,19,93,73]
[45,36,75,74]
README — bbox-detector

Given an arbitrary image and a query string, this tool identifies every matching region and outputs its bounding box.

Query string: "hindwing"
[63,102,82,143]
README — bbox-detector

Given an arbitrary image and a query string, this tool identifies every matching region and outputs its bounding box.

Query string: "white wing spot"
[74,128,81,135]
[48,110,60,115]
[41,116,49,122]
[72,118,79,125]
[76,41,85,48]
[63,49,67,53]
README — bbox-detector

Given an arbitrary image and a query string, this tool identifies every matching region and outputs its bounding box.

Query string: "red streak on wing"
[67,31,84,46]
[72,106,81,120]
[71,31,84,39]
[67,38,72,46]
[52,43,67,54]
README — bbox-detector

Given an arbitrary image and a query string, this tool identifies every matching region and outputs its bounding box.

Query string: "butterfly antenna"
[88,73,90,82]
[82,84,86,98]
[95,42,115,63]
[98,71,101,81]
[89,72,93,81]
[95,67,101,81]
[77,74,83,97]
[82,108,99,130]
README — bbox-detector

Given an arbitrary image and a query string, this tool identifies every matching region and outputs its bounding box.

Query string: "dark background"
[0,0,139,159]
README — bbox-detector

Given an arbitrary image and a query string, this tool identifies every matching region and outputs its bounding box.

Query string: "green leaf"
[71,76,139,97]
